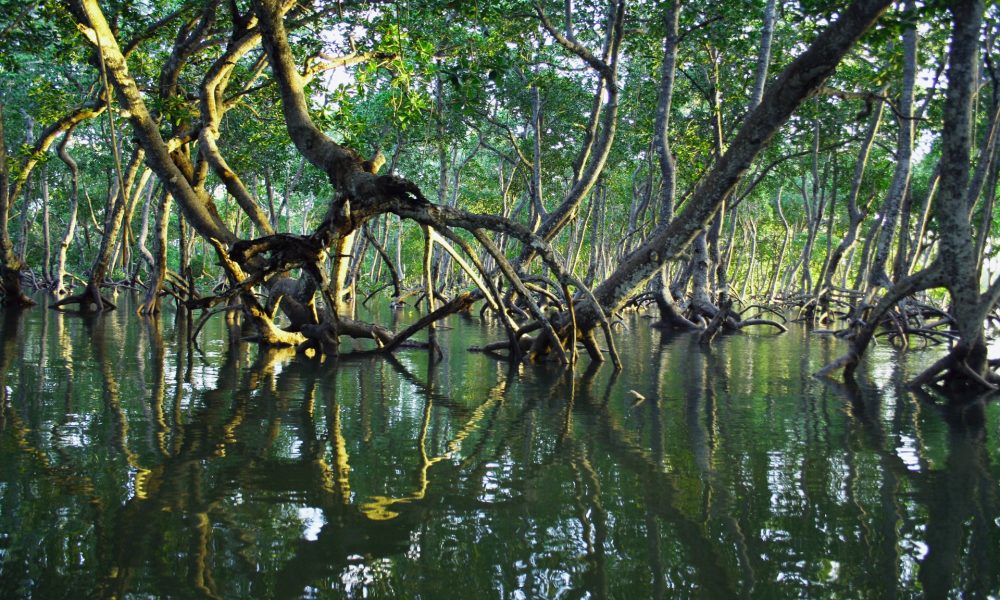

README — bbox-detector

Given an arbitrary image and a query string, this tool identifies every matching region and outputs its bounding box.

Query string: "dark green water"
[0,293,998,599]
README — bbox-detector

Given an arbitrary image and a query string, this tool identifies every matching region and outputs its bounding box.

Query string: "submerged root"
[49,283,116,312]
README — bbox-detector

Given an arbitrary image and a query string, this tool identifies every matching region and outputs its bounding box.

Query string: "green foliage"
[0,0,993,308]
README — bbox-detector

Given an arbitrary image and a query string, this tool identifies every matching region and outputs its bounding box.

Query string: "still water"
[0,293,998,598]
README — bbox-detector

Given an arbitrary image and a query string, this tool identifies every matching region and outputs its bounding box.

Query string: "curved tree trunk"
[196,23,275,236]
[766,189,788,304]
[134,179,156,282]
[363,224,402,299]
[54,126,81,298]
[68,0,235,246]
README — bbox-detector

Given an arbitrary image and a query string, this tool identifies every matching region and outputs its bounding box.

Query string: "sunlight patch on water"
[405,530,421,561]
[478,461,517,504]
[761,528,792,543]
[298,507,325,541]
[823,559,840,582]
[55,414,92,448]
[340,555,395,597]
[895,434,923,472]
[187,365,220,393]
[767,451,805,514]
[869,348,899,391]
[900,526,929,586]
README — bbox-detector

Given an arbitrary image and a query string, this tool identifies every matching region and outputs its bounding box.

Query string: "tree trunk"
[575,0,893,330]
[585,180,606,287]
[41,165,52,285]
[690,233,713,315]
[54,126,81,298]
[747,0,776,113]
[0,100,34,306]
[14,111,38,265]
[528,85,545,233]
[81,148,146,310]
[135,179,157,282]
[971,103,1000,276]
[739,217,758,300]
[931,0,987,384]
[868,0,917,289]
[798,124,825,297]
[516,0,623,267]
[650,0,686,326]
[706,47,729,306]
[820,94,885,302]
[138,189,172,315]
[822,0,988,391]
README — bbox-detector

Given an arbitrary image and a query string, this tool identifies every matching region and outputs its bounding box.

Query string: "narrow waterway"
[1,293,997,598]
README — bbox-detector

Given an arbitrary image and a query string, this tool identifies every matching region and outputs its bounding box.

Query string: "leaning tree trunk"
[115,166,154,279]
[748,0,777,113]
[15,111,36,264]
[68,0,234,246]
[970,102,1000,278]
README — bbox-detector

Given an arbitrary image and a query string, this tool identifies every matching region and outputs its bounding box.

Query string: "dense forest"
[0,0,998,397]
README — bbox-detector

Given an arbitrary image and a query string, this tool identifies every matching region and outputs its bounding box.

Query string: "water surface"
[1,294,998,598]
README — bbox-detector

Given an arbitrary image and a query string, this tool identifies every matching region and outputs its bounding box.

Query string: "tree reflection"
[1,310,998,597]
